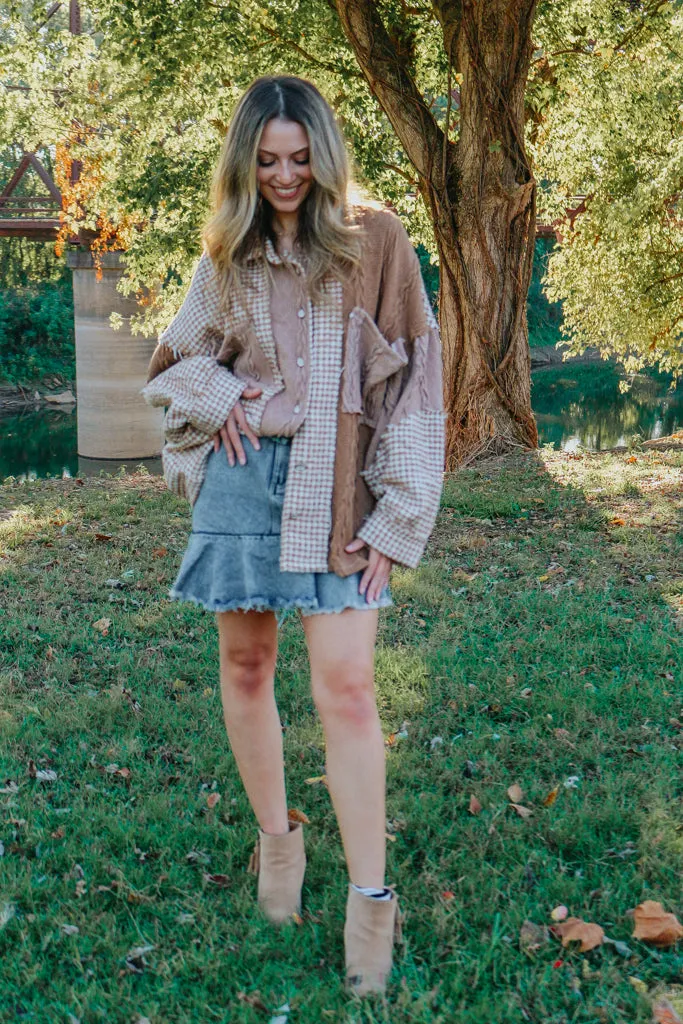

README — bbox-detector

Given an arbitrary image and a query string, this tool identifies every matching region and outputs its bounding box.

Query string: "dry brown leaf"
[554,916,605,952]
[237,992,268,1013]
[507,783,524,803]
[93,617,111,635]
[632,901,683,947]
[441,891,455,902]
[51,826,65,840]
[551,905,569,922]
[152,547,168,558]
[292,911,303,925]
[543,786,560,807]
[469,794,482,815]
[206,792,221,809]
[653,999,683,1024]
[287,807,310,824]
[94,533,113,542]
[203,873,230,887]
[510,803,533,819]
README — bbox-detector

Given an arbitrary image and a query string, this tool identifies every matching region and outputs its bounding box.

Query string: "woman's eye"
[295,157,309,165]
[258,159,275,167]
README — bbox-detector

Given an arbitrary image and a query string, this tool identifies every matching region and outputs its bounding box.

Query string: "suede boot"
[247,822,306,924]
[344,885,402,996]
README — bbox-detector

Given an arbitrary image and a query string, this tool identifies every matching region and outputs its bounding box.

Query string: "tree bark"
[335,0,539,467]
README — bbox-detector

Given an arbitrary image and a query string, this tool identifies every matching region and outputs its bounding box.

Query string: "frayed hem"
[299,598,393,617]
[168,589,318,616]
[167,589,392,618]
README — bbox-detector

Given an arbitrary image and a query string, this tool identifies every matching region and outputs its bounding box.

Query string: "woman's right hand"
[213,385,263,466]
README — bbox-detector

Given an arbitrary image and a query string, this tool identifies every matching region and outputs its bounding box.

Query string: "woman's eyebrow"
[258,146,309,157]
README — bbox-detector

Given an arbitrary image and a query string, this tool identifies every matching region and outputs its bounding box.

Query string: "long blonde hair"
[203,75,363,306]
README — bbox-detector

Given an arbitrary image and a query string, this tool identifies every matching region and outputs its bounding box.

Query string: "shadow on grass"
[0,448,681,1023]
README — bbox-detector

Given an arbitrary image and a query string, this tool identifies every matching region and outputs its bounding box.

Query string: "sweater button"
[296,357,305,367]
[293,404,301,414]
[297,308,306,318]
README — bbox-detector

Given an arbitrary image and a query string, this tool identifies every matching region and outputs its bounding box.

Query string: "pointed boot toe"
[248,821,306,924]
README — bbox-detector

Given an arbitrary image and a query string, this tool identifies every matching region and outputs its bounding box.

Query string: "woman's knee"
[312,661,378,728]
[220,643,275,700]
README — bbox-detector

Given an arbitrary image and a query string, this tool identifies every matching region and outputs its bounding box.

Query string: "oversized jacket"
[140,204,446,577]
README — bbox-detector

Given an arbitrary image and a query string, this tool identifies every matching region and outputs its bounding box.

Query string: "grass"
[0,446,681,1024]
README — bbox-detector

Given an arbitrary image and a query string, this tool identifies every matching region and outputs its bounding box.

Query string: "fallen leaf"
[510,803,533,819]
[61,924,79,935]
[507,783,524,803]
[51,827,65,840]
[152,547,168,558]
[653,998,683,1024]
[203,873,230,887]
[74,879,87,898]
[610,517,626,526]
[304,775,327,786]
[628,976,648,995]
[35,769,57,783]
[543,786,560,807]
[632,900,683,947]
[441,891,455,902]
[92,617,111,635]
[551,905,569,922]
[206,792,221,809]
[237,992,268,1013]
[291,912,303,925]
[94,533,113,542]
[554,916,605,951]
[468,794,482,815]
[520,919,549,952]
[287,808,310,824]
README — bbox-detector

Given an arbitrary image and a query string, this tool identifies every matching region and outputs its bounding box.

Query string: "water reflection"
[531,363,683,451]
[0,406,162,482]
[1,362,681,481]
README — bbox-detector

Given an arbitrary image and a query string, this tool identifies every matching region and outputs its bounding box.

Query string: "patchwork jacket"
[140,205,446,577]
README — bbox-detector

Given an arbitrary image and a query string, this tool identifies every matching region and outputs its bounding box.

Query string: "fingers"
[359,549,392,603]
[227,415,247,465]
[232,401,261,452]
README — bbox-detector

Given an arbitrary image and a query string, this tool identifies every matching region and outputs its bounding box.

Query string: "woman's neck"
[272,211,299,255]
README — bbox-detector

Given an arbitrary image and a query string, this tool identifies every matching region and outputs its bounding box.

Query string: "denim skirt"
[169,435,393,619]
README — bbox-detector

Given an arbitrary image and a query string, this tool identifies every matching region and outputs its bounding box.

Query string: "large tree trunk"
[335,0,539,468]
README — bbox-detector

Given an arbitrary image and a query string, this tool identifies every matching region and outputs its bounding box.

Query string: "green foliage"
[532,1,683,379]
[1,448,681,1020]
[0,255,74,384]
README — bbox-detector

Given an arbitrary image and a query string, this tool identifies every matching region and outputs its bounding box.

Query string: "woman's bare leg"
[301,608,385,888]
[216,609,289,835]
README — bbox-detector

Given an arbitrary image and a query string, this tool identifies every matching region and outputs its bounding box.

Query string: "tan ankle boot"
[247,822,306,924]
[344,886,402,996]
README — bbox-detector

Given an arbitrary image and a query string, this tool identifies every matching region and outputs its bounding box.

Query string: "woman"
[142,75,445,996]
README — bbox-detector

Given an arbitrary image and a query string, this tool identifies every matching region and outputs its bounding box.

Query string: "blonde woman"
[142,75,445,996]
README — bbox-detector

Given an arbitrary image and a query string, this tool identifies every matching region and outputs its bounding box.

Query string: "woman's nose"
[275,160,296,184]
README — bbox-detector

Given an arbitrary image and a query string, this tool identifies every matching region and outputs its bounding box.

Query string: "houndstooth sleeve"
[140,251,246,446]
[356,218,446,568]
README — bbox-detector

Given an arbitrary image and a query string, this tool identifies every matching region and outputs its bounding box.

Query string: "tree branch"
[333,0,445,185]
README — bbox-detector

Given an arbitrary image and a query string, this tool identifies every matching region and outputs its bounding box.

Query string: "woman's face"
[256,118,313,215]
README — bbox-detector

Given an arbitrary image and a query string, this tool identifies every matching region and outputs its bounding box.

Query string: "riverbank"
[0,377,76,414]
[1,447,681,1022]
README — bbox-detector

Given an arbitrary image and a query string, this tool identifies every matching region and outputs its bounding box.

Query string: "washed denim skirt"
[169,435,393,619]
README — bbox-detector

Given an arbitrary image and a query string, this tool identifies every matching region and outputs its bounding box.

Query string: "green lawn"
[1,446,681,1023]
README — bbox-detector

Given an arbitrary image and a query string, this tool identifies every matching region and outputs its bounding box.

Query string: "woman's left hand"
[344,538,394,603]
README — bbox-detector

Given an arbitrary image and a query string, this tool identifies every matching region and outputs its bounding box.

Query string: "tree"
[531,0,683,381]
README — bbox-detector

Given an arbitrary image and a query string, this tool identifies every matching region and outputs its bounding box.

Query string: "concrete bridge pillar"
[66,250,163,459]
